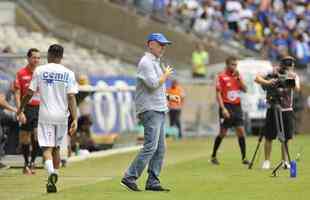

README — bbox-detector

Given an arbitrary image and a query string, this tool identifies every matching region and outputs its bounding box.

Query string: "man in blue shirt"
[121,33,179,192]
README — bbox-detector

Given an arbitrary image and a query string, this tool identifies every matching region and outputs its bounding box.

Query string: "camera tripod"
[248,130,263,169]
[248,103,291,177]
[270,104,291,177]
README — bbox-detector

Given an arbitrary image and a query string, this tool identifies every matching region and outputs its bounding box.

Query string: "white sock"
[45,160,55,175]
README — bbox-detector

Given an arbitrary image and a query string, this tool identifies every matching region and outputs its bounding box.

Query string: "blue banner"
[88,76,136,136]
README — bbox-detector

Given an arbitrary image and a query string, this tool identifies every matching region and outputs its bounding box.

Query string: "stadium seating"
[0,25,136,76]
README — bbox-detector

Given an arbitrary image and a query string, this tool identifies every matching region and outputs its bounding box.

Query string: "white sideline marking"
[68,145,142,163]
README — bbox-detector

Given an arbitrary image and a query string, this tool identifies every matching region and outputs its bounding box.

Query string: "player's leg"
[29,106,39,173]
[235,126,249,164]
[46,123,69,193]
[19,131,31,174]
[43,147,56,175]
[60,133,69,168]
[43,147,58,193]
[30,128,39,174]
[211,127,228,165]
[37,123,58,193]
[52,147,61,173]
[211,107,230,165]
[231,104,248,164]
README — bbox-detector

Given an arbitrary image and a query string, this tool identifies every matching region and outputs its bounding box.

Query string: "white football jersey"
[29,63,78,124]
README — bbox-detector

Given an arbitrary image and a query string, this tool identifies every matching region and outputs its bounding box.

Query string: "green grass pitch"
[0,134,309,200]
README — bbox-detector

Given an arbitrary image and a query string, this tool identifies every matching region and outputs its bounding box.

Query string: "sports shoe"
[210,157,220,165]
[121,178,141,192]
[283,161,291,169]
[145,185,170,192]
[46,173,58,193]
[61,159,67,168]
[23,166,31,175]
[262,160,271,170]
[242,159,250,165]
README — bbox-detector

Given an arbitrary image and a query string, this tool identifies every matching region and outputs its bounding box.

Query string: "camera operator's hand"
[266,78,277,86]
[287,71,297,79]
[222,107,230,119]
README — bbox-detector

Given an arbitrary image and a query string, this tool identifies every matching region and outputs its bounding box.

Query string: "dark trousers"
[169,109,182,138]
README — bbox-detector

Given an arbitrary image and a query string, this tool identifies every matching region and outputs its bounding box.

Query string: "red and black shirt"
[15,66,40,106]
[216,70,243,105]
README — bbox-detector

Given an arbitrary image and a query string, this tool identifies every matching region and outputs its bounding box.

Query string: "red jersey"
[216,70,243,105]
[15,66,40,106]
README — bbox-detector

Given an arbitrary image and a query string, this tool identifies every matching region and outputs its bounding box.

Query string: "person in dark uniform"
[255,56,300,170]
[211,56,249,165]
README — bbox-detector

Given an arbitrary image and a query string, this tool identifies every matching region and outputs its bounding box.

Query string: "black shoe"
[211,157,220,165]
[242,159,250,165]
[61,159,67,168]
[46,182,57,193]
[121,178,141,192]
[145,185,170,192]
[46,173,58,193]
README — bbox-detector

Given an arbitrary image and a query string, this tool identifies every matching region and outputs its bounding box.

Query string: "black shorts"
[219,103,243,129]
[264,108,294,140]
[20,105,39,132]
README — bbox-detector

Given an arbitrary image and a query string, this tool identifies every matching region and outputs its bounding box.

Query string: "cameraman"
[255,56,300,170]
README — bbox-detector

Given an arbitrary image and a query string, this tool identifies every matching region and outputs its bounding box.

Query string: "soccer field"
[0,135,309,200]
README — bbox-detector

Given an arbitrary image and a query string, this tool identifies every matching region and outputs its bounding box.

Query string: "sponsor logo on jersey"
[42,72,69,84]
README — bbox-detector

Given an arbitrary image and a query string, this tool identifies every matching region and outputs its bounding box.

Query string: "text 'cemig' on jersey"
[42,72,69,84]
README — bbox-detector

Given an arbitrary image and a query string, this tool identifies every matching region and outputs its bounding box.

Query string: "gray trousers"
[124,110,166,187]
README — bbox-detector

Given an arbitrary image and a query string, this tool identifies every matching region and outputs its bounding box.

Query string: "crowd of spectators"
[113,0,310,68]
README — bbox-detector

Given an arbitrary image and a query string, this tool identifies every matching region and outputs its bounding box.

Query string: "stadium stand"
[0,25,136,76]
[112,0,310,68]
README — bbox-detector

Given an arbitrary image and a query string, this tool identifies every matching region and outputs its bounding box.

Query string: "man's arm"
[216,75,230,118]
[216,90,230,119]
[288,71,301,92]
[17,89,33,115]
[15,73,21,108]
[216,90,225,110]
[68,93,78,135]
[295,76,301,92]
[255,74,276,86]
[15,88,21,108]
[0,94,17,113]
